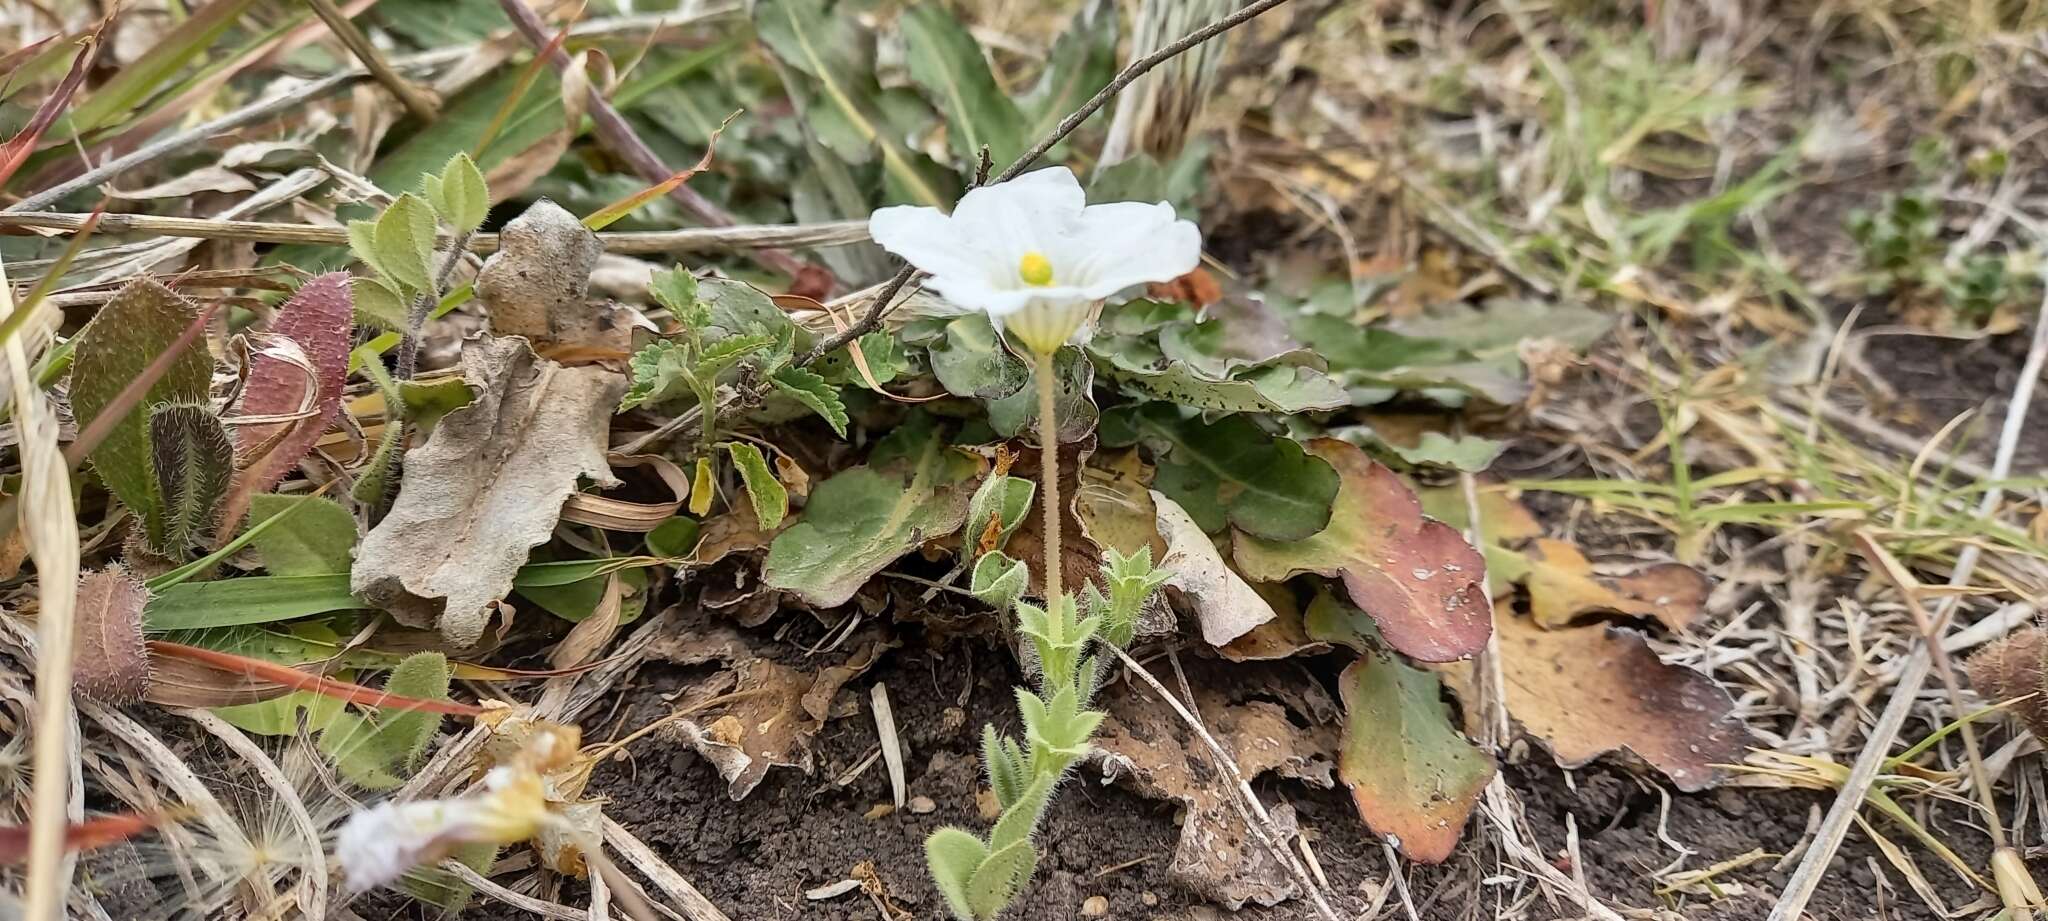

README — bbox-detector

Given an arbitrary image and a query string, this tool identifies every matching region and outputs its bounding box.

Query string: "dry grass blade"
[0,211,870,255]
[0,26,100,191]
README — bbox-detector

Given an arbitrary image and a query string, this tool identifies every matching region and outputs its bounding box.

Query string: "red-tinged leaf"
[219,272,353,532]
[0,32,99,191]
[1233,439,1491,662]
[72,567,150,705]
[0,810,176,863]
[146,641,485,717]
[1336,650,1493,864]
[0,36,59,88]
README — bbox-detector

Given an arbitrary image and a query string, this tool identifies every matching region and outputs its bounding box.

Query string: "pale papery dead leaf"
[475,198,622,353]
[352,334,625,644]
[1153,490,1274,646]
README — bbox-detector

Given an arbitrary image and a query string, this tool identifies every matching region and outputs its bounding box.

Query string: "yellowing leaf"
[1336,647,1493,864]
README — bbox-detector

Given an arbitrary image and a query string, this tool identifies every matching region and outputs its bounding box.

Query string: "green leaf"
[147,574,361,630]
[647,517,701,558]
[350,276,409,330]
[375,193,440,293]
[928,314,1028,400]
[61,0,263,133]
[430,152,491,232]
[246,494,357,576]
[755,0,952,207]
[900,4,1024,167]
[968,551,1027,614]
[1334,641,1495,864]
[763,416,978,606]
[148,404,232,554]
[696,332,778,381]
[347,221,389,281]
[649,268,704,321]
[517,564,649,624]
[726,442,789,530]
[400,376,476,431]
[70,279,214,548]
[964,475,1034,561]
[1101,403,1338,541]
[769,366,849,438]
[318,652,452,790]
[987,345,1095,441]
[700,277,800,344]
[925,827,990,921]
[966,840,1038,920]
[622,339,691,411]
[1020,5,1117,143]
[1337,427,1506,473]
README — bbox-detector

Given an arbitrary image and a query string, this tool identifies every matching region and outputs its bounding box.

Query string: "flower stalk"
[1033,348,1063,601]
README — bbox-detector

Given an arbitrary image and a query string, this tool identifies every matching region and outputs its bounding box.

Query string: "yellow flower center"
[1018,251,1054,287]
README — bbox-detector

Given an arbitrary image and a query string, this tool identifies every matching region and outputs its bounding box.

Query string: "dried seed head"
[72,566,151,705]
[1966,626,2048,739]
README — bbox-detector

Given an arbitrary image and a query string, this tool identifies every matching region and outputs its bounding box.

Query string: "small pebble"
[940,706,967,731]
[1081,895,1108,916]
[908,795,937,814]
[1140,891,1158,907]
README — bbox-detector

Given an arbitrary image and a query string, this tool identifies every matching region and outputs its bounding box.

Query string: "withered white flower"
[334,766,548,891]
[868,166,1201,354]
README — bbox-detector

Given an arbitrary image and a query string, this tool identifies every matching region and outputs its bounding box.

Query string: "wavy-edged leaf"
[769,365,849,438]
[1102,403,1337,541]
[1334,643,1494,863]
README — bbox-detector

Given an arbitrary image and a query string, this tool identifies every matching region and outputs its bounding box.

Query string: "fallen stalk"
[0,212,869,256]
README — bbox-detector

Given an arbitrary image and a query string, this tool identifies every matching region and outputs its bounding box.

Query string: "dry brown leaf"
[1007,438,1102,596]
[559,453,692,532]
[353,334,626,644]
[1076,447,1163,558]
[1153,491,1274,647]
[1092,667,1336,909]
[1219,584,1331,661]
[1523,538,1709,631]
[1446,614,1749,791]
[475,198,623,353]
[648,609,890,798]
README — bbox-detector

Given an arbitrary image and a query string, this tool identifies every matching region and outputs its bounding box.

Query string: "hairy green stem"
[1033,348,1062,601]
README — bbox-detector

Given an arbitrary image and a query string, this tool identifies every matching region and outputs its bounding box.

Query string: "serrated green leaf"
[622,339,690,411]
[925,827,990,921]
[1100,403,1337,541]
[374,193,439,293]
[318,652,452,790]
[900,4,1024,167]
[431,152,490,232]
[696,332,777,380]
[725,442,789,530]
[247,494,357,576]
[700,277,800,343]
[1333,636,1495,864]
[149,404,232,554]
[763,416,978,606]
[769,366,849,437]
[649,268,704,322]
[350,276,409,330]
[70,279,215,548]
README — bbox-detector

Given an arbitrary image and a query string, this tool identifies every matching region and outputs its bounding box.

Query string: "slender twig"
[619,0,1298,454]
[1769,280,2048,921]
[0,211,869,255]
[304,0,440,121]
[495,0,814,280]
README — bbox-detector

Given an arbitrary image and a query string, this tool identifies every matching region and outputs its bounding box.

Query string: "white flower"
[334,767,547,891]
[868,166,1202,354]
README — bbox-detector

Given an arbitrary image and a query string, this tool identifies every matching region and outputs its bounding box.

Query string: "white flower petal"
[1057,201,1203,297]
[868,205,998,285]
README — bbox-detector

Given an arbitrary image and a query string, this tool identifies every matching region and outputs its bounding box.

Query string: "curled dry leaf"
[1091,668,1336,909]
[475,198,625,354]
[1152,491,1273,646]
[221,271,353,531]
[1967,627,2048,740]
[1444,613,1750,791]
[559,453,693,532]
[648,608,892,798]
[1234,439,1490,662]
[73,567,151,705]
[353,334,626,644]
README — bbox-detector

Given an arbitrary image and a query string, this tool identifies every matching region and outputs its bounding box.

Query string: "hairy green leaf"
[925,827,990,921]
[318,652,452,790]
[430,151,491,232]
[70,279,214,548]
[149,404,232,554]
[350,276,409,330]
[247,494,357,577]
[374,193,439,292]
